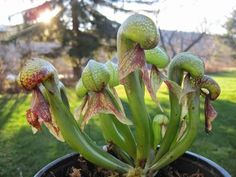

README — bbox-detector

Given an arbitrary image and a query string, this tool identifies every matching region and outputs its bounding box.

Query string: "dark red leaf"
[31,88,51,122]
[26,88,63,141]
[143,66,164,111]
[204,96,218,133]
[81,88,132,129]
[119,44,145,84]
[26,109,41,130]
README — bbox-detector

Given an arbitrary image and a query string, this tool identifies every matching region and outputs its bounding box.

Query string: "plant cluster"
[18,14,220,177]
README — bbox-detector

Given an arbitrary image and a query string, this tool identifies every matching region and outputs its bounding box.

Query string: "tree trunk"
[71,0,82,80]
[71,0,80,38]
[72,64,82,81]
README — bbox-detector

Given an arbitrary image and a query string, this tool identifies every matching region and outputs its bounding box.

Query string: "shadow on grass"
[191,99,236,176]
[0,122,106,177]
[0,94,27,129]
[0,126,72,177]
[0,93,235,176]
[0,94,14,108]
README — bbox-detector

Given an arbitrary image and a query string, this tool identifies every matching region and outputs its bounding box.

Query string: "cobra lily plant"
[18,14,221,177]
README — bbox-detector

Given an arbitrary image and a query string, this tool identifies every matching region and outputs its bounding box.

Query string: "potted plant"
[17,14,230,177]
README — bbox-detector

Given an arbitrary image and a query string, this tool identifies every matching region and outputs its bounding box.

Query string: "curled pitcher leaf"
[18,58,64,141]
[116,14,161,123]
[168,52,205,84]
[198,75,220,133]
[117,14,159,82]
[116,14,160,162]
[82,60,110,92]
[80,88,132,129]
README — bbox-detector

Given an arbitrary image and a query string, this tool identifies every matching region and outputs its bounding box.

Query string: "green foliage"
[224,9,236,52]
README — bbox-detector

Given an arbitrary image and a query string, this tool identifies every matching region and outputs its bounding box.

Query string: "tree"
[64,0,120,80]
[57,0,162,79]
[224,9,236,54]
[3,0,208,80]
[1,0,120,80]
[2,0,163,80]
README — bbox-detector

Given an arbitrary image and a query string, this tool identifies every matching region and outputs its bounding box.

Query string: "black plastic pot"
[34,151,231,177]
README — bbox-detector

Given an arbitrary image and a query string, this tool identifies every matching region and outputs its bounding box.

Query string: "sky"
[0,0,236,34]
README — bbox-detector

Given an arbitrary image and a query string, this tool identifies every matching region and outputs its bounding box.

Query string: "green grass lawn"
[0,71,236,177]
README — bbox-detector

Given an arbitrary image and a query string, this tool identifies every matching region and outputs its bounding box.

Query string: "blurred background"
[0,0,235,176]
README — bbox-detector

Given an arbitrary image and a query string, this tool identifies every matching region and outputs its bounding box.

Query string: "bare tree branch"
[158,28,167,52]
[180,32,184,51]
[168,30,177,57]
[97,0,157,13]
[183,32,205,52]
[98,0,133,13]
[122,0,160,5]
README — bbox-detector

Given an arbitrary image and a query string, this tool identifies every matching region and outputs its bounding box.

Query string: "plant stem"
[99,113,136,159]
[150,89,200,171]
[152,91,181,162]
[124,71,151,166]
[152,53,204,163]
[46,90,131,173]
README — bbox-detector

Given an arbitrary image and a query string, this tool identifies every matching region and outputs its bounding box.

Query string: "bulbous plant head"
[153,114,169,125]
[78,60,131,129]
[105,61,120,87]
[152,114,169,148]
[145,47,170,68]
[168,52,205,84]
[117,14,159,82]
[118,14,159,50]
[18,58,63,141]
[195,75,221,133]
[18,58,58,90]
[75,79,88,98]
[198,75,221,100]
[81,60,110,92]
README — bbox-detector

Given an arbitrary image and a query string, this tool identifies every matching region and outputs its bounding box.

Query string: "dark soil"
[157,166,204,177]
[65,156,204,177]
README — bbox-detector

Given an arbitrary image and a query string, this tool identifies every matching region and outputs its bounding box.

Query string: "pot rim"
[183,151,231,177]
[34,151,231,177]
